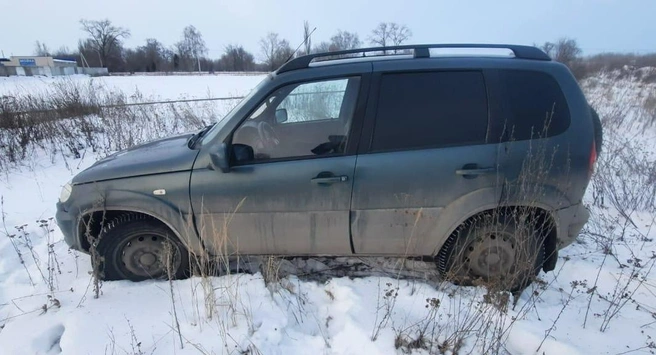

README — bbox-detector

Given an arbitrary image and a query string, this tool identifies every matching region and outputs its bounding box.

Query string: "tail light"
[589,141,597,178]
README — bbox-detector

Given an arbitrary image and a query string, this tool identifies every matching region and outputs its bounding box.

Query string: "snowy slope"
[0,73,655,354]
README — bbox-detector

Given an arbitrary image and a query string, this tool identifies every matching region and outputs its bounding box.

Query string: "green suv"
[56,44,599,290]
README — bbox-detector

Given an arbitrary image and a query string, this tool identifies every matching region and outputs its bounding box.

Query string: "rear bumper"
[555,202,590,249]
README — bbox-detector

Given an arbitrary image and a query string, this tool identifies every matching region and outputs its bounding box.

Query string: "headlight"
[59,181,72,203]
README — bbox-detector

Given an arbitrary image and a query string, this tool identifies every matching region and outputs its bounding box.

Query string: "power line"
[2,95,246,117]
[99,96,245,108]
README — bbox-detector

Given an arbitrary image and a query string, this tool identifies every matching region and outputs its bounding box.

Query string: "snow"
[0,73,267,101]
[1,73,655,354]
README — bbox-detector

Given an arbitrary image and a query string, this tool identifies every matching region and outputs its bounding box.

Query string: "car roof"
[276,44,552,74]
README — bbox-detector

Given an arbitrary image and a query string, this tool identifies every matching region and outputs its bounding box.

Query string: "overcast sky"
[1,0,654,60]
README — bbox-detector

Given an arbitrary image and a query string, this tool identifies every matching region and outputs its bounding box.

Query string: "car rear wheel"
[590,105,603,156]
[437,211,545,292]
[94,214,189,281]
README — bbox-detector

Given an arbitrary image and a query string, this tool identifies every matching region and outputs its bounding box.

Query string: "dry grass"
[0,78,225,174]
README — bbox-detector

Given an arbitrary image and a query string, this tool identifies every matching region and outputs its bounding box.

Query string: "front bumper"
[55,201,82,251]
[555,202,590,249]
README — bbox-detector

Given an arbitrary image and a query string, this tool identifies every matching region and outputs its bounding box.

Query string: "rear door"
[351,63,502,255]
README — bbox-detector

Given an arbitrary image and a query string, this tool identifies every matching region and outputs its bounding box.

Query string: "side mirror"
[275,108,288,124]
[209,143,230,173]
[232,143,255,163]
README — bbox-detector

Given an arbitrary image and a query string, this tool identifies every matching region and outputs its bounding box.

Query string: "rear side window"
[496,70,570,141]
[370,71,488,152]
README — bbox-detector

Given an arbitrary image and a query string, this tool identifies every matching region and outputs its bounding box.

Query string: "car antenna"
[285,26,317,63]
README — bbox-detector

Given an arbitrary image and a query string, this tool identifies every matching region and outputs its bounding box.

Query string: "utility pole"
[80,52,90,67]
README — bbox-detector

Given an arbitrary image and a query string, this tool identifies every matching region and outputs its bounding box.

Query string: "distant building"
[1,56,76,68]
[0,55,108,77]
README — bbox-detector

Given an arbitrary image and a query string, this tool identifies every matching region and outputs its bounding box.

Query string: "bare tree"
[369,22,412,53]
[312,42,332,53]
[370,22,391,48]
[176,25,207,72]
[79,19,130,69]
[78,38,125,71]
[389,23,412,46]
[124,47,146,72]
[540,42,556,58]
[260,32,280,70]
[303,21,312,56]
[34,41,50,56]
[540,37,583,77]
[124,39,170,73]
[53,46,74,57]
[219,45,255,71]
[541,38,582,64]
[312,30,360,55]
[142,39,167,71]
[329,30,361,51]
[555,38,582,65]
[259,32,293,71]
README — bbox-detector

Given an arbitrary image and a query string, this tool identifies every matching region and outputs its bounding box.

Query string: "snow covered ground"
[0,73,266,101]
[0,73,655,354]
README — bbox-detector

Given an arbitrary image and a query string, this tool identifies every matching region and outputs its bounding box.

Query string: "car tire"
[591,105,603,156]
[437,211,545,292]
[94,213,190,281]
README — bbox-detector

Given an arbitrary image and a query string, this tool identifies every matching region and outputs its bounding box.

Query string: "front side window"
[232,77,360,162]
[277,79,349,123]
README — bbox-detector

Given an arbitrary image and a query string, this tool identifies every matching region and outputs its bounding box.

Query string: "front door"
[190,76,367,256]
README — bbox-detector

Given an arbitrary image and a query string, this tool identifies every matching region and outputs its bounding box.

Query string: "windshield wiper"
[187,123,214,149]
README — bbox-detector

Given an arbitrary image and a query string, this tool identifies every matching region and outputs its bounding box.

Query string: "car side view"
[56,44,600,291]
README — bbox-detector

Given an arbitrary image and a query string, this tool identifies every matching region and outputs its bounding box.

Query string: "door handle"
[455,167,495,175]
[455,164,496,179]
[311,173,348,185]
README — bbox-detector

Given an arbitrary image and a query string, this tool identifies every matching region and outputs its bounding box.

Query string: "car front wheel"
[94,214,189,281]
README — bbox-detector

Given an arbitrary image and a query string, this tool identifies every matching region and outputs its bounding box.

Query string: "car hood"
[73,133,200,184]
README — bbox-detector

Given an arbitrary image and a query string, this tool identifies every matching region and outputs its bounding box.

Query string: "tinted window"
[496,70,570,141]
[232,77,360,162]
[371,71,488,152]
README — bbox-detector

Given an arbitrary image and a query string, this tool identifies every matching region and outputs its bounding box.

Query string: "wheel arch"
[435,205,559,273]
[429,186,566,272]
[76,207,203,256]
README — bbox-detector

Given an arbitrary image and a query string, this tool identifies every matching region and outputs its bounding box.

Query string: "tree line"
[33,19,656,79]
[34,19,412,73]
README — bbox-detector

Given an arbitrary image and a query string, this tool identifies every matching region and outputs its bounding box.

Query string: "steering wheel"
[257,121,280,149]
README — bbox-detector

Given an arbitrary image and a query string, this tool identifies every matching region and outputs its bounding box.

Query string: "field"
[0,73,266,101]
[0,72,655,354]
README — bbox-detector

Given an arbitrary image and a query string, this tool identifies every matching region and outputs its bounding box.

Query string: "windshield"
[200,75,272,145]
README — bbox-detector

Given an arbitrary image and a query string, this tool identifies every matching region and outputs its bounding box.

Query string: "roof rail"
[276,43,551,73]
